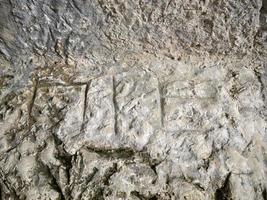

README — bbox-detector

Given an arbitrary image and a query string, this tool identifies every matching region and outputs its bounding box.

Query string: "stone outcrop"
[0,0,266,199]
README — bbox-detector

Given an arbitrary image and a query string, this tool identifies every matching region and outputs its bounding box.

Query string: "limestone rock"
[0,0,267,199]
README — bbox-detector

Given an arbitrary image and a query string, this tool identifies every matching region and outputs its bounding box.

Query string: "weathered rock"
[0,0,266,199]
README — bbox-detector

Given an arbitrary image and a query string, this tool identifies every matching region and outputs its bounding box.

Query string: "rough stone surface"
[0,0,267,199]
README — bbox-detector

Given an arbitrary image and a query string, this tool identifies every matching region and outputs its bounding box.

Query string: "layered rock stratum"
[0,0,267,199]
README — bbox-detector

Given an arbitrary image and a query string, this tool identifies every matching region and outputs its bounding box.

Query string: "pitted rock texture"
[0,0,267,200]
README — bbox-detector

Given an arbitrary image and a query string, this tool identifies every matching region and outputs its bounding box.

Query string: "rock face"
[0,0,267,199]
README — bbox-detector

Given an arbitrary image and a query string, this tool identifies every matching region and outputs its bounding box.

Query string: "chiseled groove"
[38,82,88,88]
[85,146,135,159]
[28,78,38,130]
[82,80,91,126]
[157,78,164,128]
[112,76,118,135]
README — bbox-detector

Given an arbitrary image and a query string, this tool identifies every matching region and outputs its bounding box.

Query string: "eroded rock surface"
[0,0,267,199]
